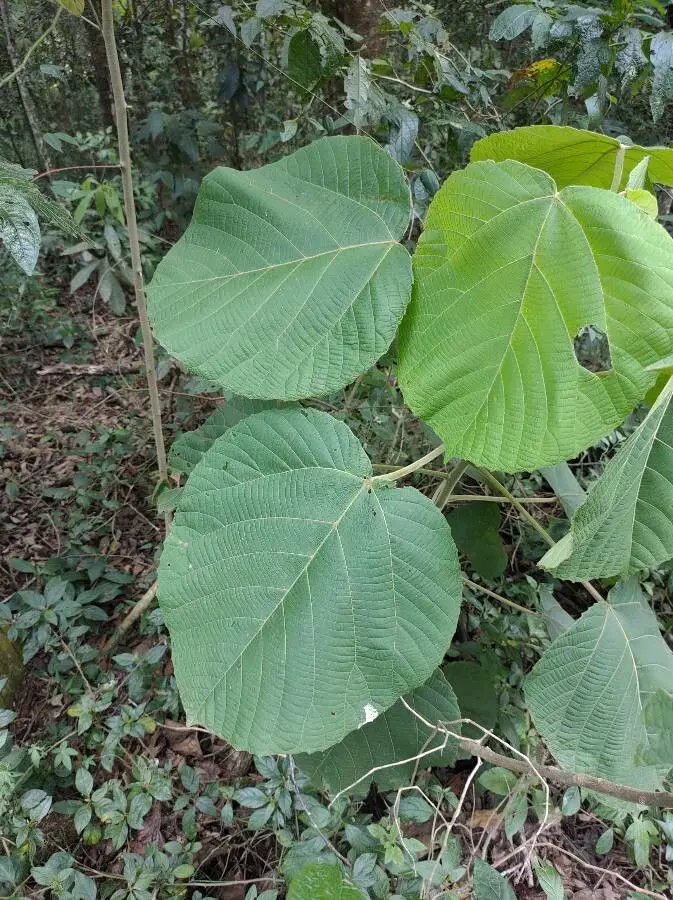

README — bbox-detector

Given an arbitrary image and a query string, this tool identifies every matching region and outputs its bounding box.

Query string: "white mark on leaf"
[359,704,378,727]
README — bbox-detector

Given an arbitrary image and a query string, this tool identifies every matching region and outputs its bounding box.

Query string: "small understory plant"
[142,124,673,894]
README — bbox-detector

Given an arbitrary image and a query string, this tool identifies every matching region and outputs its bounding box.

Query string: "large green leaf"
[296,668,460,795]
[541,378,673,580]
[471,125,673,189]
[159,407,461,754]
[398,159,673,472]
[147,136,412,401]
[489,5,537,41]
[168,397,285,475]
[650,32,673,122]
[525,579,673,792]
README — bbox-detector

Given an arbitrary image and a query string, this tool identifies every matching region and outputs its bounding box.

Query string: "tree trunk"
[176,0,197,106]
[334,0,385,55]
[0,0,53,173]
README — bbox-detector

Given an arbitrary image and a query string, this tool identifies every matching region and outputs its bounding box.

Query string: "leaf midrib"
[191,473,375,718]
[157,239,401,288]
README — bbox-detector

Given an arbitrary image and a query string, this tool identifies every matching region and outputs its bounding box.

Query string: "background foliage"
[3,0,673,898]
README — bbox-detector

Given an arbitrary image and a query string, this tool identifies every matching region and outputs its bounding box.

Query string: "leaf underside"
[542,377,673,579]
[0,187,40,275]
[296,667,460,795]
[168,397,287,475]
[398,159,673,472]
[471,124,673,190]
[147,136,412,401]
[158,407,462,755]
[525,579,673,794]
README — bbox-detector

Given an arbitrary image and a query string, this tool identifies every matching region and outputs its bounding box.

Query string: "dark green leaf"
[288,863,362,899]
[443,660,497,747]
[447,502,507,580]
[287,31,322,90]
[472,857,516,899]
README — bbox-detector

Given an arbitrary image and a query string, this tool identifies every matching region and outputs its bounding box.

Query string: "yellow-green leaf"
[471,124,673,190]
[398,160,673,471]
[56,0,85,14]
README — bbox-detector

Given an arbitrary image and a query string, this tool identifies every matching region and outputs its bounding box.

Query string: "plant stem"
[372,72,434,94]
[404,705,673,810]
[462,577,540,617]
[101,0,169,529]
[610,143,627,192]
[104,581,158,652]
[32,163,121,181]
[456,735,673,808]
[432,459,469,509]
[372,443,445,482]
[477,468,604,604]
[442,493,559,504]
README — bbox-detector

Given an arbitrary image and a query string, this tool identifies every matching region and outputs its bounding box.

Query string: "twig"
[343,375,362,411]
[101,0,169,531]
[372,72,434,93]
[477,468,555,546]
[104,581,157,652]
[462,577,540,617]
[32,163,121,181]
[184,877,276,888]
[477,468,604,604]
[446,494,559,504]
[424,758,483,897]
[373,443,445,482]
[515,841,667,900]
[0,7,62,90]
[60,638,93,692]
[432,459,470,509]
[454,734,673,808]
[37,361,141,376]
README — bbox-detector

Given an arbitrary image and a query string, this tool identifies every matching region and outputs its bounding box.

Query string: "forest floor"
[0,276,661,898]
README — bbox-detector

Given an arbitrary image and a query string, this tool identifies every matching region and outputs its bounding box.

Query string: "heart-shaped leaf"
[159,407,461,754]
[398,160,673,472]
[296,668,460,794]
[148,136,412,400]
